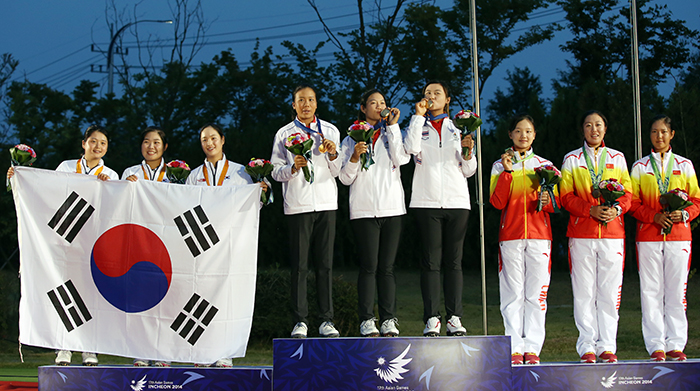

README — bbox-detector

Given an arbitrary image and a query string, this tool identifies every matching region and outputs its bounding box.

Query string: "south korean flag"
[11,167,261,364]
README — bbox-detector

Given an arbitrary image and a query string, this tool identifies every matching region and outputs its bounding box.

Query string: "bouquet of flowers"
[453,110,482,155]
[659,188,693,235]
[165,160,191,184]
[245,157,274,205]
[591,178,625,226]
[534,164,562,213]
[347,120,376,170]
[285,132,314,183]
[7,144,37,191]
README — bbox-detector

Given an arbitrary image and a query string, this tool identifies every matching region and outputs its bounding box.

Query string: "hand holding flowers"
[245,158,274,205]
[453,110,482,156]
[591,178,625,226]
[285,132,314,183]
[658,188,693,235]
[534,164,562,212]
[7,144,37,191]
[347,120,376,170]
[165,160,191,184]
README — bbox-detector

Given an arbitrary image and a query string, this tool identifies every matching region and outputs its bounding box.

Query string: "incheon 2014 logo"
[90,224,172,313]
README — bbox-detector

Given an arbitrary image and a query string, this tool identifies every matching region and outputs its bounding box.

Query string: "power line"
[15,45,91,81]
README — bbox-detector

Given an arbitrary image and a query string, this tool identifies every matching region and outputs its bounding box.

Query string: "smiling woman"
[559,110,633,364]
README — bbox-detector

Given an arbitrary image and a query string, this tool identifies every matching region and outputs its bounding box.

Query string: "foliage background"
[0,0,698,344]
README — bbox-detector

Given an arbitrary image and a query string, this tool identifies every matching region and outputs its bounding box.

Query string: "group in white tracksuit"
[403,81,476,337]
[338,89,410,337]
[271,85,342,339]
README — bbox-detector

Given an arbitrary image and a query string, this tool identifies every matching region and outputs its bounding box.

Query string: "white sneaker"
[291,322,308,338]
[154,361,171,367]
[380,318,400,337]
[82,352,98,366]
[133,359,149,367]
[423,316,441,337]
[360,318,380,337]
[55,350,72,366]
[214,358,232,367]
[446,315,467,336]
[319,321,340,337]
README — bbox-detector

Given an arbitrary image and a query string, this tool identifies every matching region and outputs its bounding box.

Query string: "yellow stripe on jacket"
[560,144,632,239]
[630,151,700,242]
[489,150,558,242]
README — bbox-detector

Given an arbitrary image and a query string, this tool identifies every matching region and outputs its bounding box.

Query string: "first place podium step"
[273,335,512,391]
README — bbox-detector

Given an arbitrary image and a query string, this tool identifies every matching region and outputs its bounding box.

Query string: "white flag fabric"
[11,167,261,364]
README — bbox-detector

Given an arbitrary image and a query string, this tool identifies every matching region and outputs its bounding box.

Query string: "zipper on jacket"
[521,162,528,239]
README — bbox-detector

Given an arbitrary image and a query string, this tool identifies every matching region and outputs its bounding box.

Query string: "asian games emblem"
[374,344,412,383]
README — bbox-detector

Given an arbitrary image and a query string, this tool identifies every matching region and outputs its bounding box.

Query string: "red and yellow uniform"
[489,148,558,356]
[560,142,632,357]
[630,150,700,355]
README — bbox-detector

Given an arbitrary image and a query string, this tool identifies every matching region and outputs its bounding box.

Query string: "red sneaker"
[511,353,524,365]
[580,352,596,364]
[650,350,666,362]
[598,351,618,363]
[666,350,687,361]
[524,352,540,365]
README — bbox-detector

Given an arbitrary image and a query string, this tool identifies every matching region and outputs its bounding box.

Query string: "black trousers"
[413,208,469,323]
[288,210,336,324]
[351,216,402,322]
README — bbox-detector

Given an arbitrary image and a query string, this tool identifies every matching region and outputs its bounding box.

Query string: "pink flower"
[348,120,373,132]
[166,160,190,170]
[14,144,37,158]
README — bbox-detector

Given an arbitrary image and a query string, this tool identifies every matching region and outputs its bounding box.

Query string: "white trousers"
[637,241,690,354]
[569,238,624,356]
[499,239,551,355]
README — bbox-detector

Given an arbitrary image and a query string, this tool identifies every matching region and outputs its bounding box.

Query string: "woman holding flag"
[271,85,342,339]
[122,126,172,367]
[560,110,632,364]
[7,124,118,365]
[403,81,476,337]
[187,123,266,368]
[122,126,169,183]
[187,123,264,190]
[489,114,558,365]
[629,115,699,362]
[339,89,409,337]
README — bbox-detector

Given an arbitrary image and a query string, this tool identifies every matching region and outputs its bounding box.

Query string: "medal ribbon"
[203,159,229,186]
[76,159,104,176]
[141,161,166,182]
[649,151,674,194]
[582,146,607,187]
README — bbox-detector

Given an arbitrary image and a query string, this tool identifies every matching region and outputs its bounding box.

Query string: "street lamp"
[107,19,173,95]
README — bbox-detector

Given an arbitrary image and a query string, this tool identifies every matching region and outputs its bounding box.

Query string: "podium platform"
[38,365,272,391]
[36,338,700,390]
[512,359,700,391]
[273,336,512,390]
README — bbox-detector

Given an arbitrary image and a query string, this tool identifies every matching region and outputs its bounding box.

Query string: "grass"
[0,268,698,383]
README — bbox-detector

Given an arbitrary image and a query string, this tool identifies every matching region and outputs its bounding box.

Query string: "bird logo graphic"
[130,375,147,391]
[601,371,617,389]
[374,344,412,383]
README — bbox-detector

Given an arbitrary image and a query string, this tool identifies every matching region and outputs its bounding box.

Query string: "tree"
[442,0,561,97]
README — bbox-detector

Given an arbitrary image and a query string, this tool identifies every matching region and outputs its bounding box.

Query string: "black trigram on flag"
[174,206,220,257]
[170,293,219,345]
[47,280,92,332]
[47,191,94,243]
